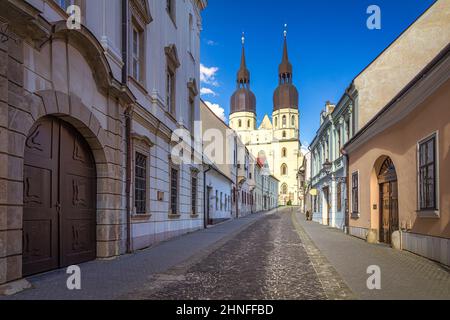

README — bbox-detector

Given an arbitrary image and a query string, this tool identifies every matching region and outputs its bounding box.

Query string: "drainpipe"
[125,107,133,253]
[121,0,128,84]
[122,0,132,253]
[342,148,350,235]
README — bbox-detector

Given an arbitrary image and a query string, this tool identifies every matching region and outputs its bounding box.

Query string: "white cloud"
[200,64,219,87]
[206,39,219,46]
[204,101,226,121]
[200,87,217,96]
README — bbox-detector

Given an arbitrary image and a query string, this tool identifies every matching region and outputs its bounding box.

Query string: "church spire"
[279,24,293,83]
[237,32,250,86]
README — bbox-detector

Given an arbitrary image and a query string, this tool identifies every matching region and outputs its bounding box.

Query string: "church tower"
[272,29,299,142]
[229,35,257,145]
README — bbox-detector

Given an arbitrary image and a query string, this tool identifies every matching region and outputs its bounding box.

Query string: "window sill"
[132,214,152,222]
[416,210,440,218]
[168,214,181,219]
[190,214,199,219]
[350,213,360,220]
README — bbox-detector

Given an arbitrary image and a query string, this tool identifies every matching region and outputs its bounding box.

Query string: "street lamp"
[323,159,333,175]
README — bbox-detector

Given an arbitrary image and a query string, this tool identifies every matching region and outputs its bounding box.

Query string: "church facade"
[228,34,305,206]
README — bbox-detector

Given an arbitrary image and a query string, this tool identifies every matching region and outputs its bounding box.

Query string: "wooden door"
[23,117,96,276]
[59,120,96,267]
[23,119,60,276]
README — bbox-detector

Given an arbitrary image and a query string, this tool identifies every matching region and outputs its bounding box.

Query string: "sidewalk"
[296,211,450,300]
[1,210,275,300]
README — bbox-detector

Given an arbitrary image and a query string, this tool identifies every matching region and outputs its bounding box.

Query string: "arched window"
[281,183,288,195]
[274,117,278,128]
[282,148,287,157]
[238,119,242,128]
[282,115,287,127]
[281,164,288,176]
[291,115,295,126]
[282,131,286,138]
[247,120,251,128]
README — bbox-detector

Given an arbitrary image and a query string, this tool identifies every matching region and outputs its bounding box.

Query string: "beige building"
[200,100,236,224]
[344,45,450,266]
[310,0,450,234]
[0,0,207,293]
[229,35,305,206]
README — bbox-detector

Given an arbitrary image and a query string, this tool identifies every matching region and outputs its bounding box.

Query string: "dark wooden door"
[23,119,60,276]
[23,117,96,276]
[59,121,96,267]
[379,181,399,244]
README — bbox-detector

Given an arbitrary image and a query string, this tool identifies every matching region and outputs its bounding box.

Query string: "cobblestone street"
[2,208,450,300]
[122,208,352,300]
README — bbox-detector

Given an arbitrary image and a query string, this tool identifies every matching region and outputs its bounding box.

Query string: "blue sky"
[199,0,436,145]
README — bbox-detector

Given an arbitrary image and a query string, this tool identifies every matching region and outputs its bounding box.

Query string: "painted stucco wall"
[354,0,450,130]
[348,79,450,239]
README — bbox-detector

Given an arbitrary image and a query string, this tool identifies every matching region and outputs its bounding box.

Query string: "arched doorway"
[378,157,399,244]
[23,116,97,276]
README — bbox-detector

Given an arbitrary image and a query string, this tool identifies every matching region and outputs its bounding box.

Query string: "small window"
[281,183,288,195]
[282,115,287,128]
[352,172,359,214]
[131,23,144,82]
[282,148,287,158]
[170,166,179,215]
[274,117,278,128]
[291,115,295,127]
[247,120,251,128]
[188,14,193,55]
[281,164,288,176]
[135,153,147,214]
[238,119,242,128]
[215,190,218,210]
[282,131,286,138]
[191,172,198,215]
[418,135,437,210]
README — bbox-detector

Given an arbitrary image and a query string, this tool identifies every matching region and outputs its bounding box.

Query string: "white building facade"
[0,0,207,291]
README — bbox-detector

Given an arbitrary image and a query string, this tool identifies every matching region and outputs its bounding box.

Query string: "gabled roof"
[258,115,273,130]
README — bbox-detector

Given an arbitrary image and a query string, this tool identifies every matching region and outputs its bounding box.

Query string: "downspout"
[122,0,132,253]
[341,148,350,235]
[344,85,355,235]
[125,108,132,253]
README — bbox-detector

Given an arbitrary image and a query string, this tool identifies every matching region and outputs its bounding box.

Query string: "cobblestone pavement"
[2,212,269,300]
[297,211,450,300]
[122,208,352,300]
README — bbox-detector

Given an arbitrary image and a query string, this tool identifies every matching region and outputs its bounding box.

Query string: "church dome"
[230,41,256,115]
[273,84,298,111]
[231,88,256,114]
[273,35,299,111]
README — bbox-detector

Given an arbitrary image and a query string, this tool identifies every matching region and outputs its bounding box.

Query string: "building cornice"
[344,44,450,154]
